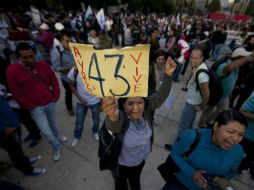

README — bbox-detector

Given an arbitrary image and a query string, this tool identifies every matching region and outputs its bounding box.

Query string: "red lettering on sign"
[133,75,142,83]
[73,47,82,59]
[76,60,84,72]
[134,84,141,92]
[130,52,142,65]
[136,67,138,76]
[80,71,93,94]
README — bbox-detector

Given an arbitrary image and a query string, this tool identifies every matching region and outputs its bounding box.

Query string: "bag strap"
[184,129,201,157]
[19,63,53,94]
[56,46,63,66]
[195,68,209,92]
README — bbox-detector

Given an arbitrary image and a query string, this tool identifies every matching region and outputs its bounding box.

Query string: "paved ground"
[1,58,254,189]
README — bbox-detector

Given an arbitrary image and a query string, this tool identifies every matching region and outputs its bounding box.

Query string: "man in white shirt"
[68,67,101,147]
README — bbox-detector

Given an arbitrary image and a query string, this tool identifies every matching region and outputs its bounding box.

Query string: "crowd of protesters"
[1,5,254,190]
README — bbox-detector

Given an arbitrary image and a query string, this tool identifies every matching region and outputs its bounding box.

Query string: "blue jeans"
[175,102,197,142]
[173,61,183,81]
[73,102,100,139]
[212,43,224,60]
[30,102,61,151]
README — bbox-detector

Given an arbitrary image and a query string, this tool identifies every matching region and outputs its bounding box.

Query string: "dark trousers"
[13,109,41,140]
[230,83,253,110]
[115,161,145,190]
[161,178,187,190]
[61,79,73,111]
[0,180,24,190]
[239,137,254,172]
[0,136,33,175]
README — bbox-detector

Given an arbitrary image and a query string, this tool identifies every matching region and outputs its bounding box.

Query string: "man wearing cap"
[198,47,254,128]
[53,22,65,47]
[230,35,254,110]
[36,23,54,64]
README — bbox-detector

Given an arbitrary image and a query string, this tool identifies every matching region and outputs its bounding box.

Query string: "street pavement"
[1,59,254,190]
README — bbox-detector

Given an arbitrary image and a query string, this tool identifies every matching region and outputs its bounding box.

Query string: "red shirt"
[7,61,60,109]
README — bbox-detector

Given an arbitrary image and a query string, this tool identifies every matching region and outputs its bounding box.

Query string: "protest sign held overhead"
[69,43,150,98]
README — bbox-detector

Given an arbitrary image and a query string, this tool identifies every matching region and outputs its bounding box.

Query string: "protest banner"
[69,44,150,98]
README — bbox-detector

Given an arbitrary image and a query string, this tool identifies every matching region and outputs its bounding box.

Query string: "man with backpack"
[51,31,75,116]
[68,66,101,147]
[198,47,254,128]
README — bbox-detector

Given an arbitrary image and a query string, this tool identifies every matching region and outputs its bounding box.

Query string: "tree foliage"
[208,0,221,12]
[246,5,254,15]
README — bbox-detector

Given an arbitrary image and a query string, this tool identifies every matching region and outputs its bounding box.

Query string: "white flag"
[85,5,93,19]
[96,8,105,30]
[176,13,181,26]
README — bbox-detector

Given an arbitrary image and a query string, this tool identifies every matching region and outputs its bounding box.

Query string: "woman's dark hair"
[214,110,248,129]
[15,42,36,58]
[155,49,166,59]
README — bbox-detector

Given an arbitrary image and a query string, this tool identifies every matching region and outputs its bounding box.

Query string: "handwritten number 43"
[89,53,130,97]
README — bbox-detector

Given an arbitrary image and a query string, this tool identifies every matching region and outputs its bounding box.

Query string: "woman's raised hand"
[164,56,177,77]
[102,97,119,122]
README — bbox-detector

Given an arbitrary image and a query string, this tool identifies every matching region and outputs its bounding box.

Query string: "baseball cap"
[54,22,64,31]
[231,47,252,58]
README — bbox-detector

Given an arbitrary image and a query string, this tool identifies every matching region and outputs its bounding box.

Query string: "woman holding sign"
[102,57,176,190]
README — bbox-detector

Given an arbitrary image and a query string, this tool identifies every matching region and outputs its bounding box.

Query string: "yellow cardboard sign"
[69,43,150,98]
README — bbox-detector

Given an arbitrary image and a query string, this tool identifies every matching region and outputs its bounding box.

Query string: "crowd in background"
[1,5,254,190]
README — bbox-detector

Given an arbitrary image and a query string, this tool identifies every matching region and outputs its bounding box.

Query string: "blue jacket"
[171,129,244,190]
[0,96,19,135]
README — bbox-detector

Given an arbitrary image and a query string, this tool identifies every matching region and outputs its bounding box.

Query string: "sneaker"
[71,138,79,147]
[164,144,173,151]
[68,109,75,116]
[53,150,61,161]
[59,135,68,143]
[28,139,40,148]
[28,168,47,176]
[94,133,99,141]
[29,155,42,164]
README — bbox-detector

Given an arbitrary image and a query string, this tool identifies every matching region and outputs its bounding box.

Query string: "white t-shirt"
[67,67,100,105]
[186,63,209,105]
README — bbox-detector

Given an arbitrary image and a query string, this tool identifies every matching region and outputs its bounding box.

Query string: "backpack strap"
[184,129,201,157]
[56,46,63,66]
[195,68,209,92]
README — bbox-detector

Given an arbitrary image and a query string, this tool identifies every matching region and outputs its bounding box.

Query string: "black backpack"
[195,64,223,106]
[195,57,231,106]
